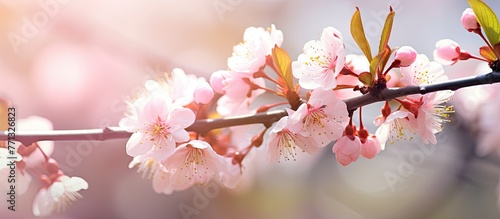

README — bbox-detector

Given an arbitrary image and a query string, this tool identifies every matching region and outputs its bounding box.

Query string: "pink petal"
[126,132,153,157]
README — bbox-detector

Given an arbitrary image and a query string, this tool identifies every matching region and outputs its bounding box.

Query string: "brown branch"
[2,71,499,146]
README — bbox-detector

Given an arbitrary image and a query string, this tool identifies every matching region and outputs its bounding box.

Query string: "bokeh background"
[1,0,500,218]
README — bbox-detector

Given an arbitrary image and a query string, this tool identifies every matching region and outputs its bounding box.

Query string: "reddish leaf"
[480,45,497,61]
[271,46,294,90]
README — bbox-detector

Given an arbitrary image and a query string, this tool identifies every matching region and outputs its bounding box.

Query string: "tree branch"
[2,71,499,146]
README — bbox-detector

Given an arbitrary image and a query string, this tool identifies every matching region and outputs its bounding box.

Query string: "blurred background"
[1,0,500,218]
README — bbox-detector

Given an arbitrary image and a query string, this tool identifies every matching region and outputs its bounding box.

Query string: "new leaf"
[271,45,294,91]
[351,8,373,61]
[468,0,500,46]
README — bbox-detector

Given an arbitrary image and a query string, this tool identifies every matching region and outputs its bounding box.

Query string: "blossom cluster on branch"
[1,0,500,217]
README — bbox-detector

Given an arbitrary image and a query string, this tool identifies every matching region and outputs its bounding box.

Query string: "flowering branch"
[3,71,499,146]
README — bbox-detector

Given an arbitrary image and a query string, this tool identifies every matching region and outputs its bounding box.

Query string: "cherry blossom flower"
[227,25,283,75]
[407,91,454,144]
[399,54,454,144]
[400,54,448,87]
[120,93,195,159]
[290,88,349,147]
[216,71,266,116]
[461,8,480,32]
[145,68,207,106]
[375,110,416,149]
[267,116,318,163]
[32,175,88,217]
[292,26,345,90]
[163,140,228,187]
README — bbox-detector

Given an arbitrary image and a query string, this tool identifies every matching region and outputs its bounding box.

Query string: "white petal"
[63,176,89,192]
[33,188,55,217]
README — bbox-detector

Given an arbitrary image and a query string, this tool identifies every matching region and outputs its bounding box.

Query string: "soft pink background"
[1,0,499,218]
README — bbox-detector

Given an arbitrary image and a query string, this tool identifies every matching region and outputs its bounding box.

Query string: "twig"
[2,71,499,146]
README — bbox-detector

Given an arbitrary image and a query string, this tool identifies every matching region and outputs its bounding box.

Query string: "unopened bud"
[194,81,214,104]
[209,70,226,94]
[461,8,480,32]
[394,46,417,67]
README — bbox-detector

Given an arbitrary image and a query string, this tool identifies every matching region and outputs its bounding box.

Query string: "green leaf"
[271,45,294,90]
[350,7,373,61]
[378,7,395,53]
[358,72,373,86]
[468,0,500,46]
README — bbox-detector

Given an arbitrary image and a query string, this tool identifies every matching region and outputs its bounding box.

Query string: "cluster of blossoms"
[0,116,88,217]
[5,2,500,217]
[121,18,460,198]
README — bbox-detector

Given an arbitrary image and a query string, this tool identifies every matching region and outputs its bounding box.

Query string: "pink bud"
[433,39,461,65]
[461,8,480,32]
[394,46,417,67]
[332,135,361,166]
[210,70,226,94]
[360,136,381,159]
[194,81,214,104]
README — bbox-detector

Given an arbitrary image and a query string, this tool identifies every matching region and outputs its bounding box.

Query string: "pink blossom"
[335,54,367,99]
[400,54,448,87]
[163,140,228,187]
[407,91,454,145]
[360,136,382,159]
[461,8,480,32]
[145,68,201,106]
[292,27,345,90]
[210,70,226,94]
[394,46,417,67]
[267,116,318,163]
[227,25,283,75]
[291,89,349,147]
[333,135,361,166]
[32,175,88,217]
[433,39,469,65]
[194,80,214,104]
[120,93,195,159]
[375,110,416,149]
[216,72,266,116]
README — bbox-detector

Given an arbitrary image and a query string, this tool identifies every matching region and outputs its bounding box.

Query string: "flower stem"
[2,71,500,146]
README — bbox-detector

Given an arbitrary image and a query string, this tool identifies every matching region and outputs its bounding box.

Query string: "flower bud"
[461,8,480,32]
[194,81,214,104]
[360,136,382,159]
[433,39,461,65]
[332,135,361,166]
[210,70,226,94]
[394,46,417,67]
